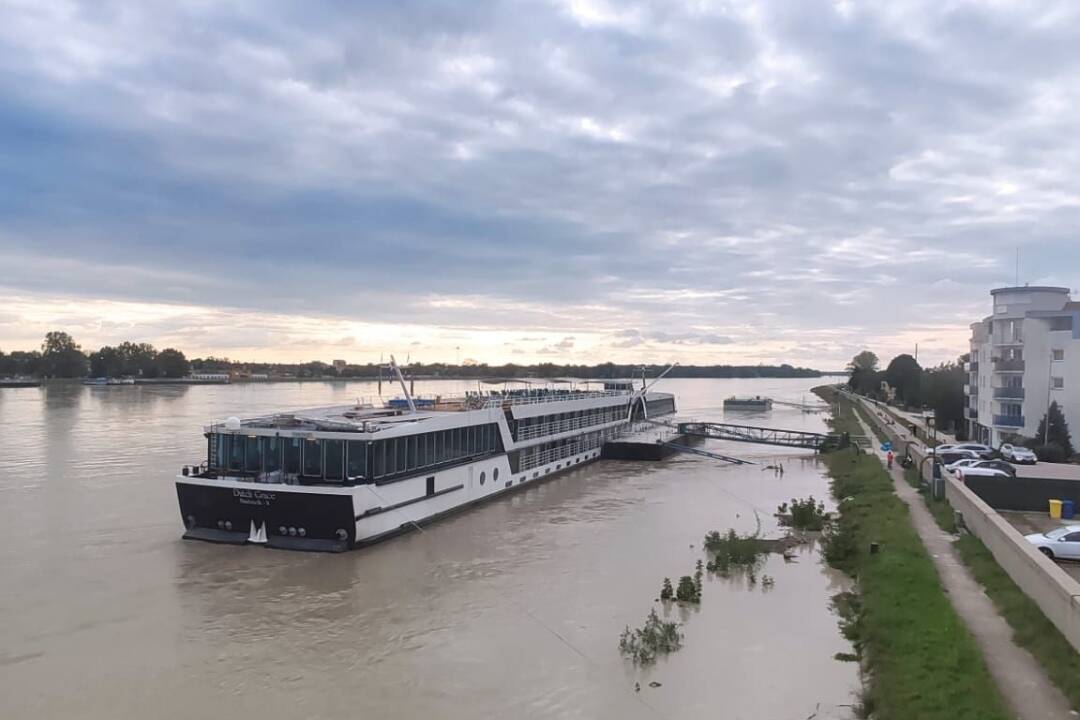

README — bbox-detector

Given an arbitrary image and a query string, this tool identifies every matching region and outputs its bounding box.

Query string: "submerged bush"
[777,496,831,531]
[618,609,683,666]
[703,529,768,575]
[676,575,700,603]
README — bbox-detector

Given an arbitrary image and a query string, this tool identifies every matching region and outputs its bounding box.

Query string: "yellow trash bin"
[1049,499,1063,519]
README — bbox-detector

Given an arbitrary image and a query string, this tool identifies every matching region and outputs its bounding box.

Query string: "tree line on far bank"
[0,332,190,379]
[846,349,1074,460]
[2,331,826,380]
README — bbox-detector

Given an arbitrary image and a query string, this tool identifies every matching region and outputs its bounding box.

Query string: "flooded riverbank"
[0,378,857,719]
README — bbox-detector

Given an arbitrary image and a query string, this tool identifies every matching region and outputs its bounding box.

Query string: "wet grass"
[813,387,1011,720]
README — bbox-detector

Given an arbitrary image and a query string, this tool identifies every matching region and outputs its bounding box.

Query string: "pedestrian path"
[851,408,1074,719]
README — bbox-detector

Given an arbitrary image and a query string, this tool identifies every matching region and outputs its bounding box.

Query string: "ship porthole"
[336,528,348,541]
[185,515,196,528]
[493,468,499,482]
[480,471,486,485]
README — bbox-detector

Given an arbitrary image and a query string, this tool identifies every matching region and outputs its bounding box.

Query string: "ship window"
[407,435,418,470]
[480,471,486,485]
[228,434,244,471]
[324,440,344,481]
[396,437,407,471]
[373,442,386,477]
[493,468,499,482]
[303,439,323,476]
[263,436,282,473]
[213,433,228,470]
[422,433,434,466]
[284,438,302,474]
[347,441,367,479]
[384,439,399,476]
[245,436,261,472]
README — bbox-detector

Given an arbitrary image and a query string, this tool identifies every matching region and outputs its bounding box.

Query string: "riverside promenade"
[852,399,1074,719]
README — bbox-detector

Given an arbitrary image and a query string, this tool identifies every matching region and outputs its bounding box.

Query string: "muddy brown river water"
[0,377,858,719]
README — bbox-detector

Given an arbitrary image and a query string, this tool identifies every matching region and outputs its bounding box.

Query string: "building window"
[1049,316,1073,332]
[1052,377,1065,390]
[1052,349,1065,361]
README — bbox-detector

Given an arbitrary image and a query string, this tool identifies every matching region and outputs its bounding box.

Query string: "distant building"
[333,359,347,374]
[966,286,1080,446]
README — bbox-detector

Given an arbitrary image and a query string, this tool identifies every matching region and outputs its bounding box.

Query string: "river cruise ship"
[176,371,676,552]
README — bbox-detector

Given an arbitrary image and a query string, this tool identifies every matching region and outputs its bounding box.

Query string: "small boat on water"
[724,395,772,410]
[0,377,40,388]
[83,377,136,386]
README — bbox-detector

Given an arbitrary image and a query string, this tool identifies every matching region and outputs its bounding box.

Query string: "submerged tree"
[660,577,674,601]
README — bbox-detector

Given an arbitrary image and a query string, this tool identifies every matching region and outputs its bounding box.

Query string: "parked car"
[966,459,1017,477]
[945,458,982,473]
[1024,525,1080,560]
[952,443,995,459]
[935,444,958,453]
[955,466,1012,481]
[936,449,981,466]
[1000,443,1038,464]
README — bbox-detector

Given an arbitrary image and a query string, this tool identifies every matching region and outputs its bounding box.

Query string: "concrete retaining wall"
[945,475,1080,653]
[846,392,1080,654]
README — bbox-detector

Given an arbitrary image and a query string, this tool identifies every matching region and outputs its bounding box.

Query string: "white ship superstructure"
[176,374,676,551]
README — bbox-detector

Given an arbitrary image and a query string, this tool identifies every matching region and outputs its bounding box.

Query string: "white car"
[1000,444,1038,464]
[952,443,995,459]
[945,458,982,473]
[955,466,1012,481]
[1024,525,1080,560]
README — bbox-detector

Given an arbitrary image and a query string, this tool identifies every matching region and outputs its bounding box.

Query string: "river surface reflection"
[0,377,857,719]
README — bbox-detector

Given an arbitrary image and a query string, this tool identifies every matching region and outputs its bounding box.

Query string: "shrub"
[618,609,683,665]
[676,575,700,603]
[1031,444,1067,463]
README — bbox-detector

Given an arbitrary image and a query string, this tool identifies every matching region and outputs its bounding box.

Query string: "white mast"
[389,354,416,413]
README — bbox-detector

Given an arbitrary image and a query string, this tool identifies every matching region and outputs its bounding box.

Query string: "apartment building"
[966,286,1080,447]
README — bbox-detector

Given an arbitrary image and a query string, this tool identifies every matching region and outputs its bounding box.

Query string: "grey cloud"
[3,1,1080,366]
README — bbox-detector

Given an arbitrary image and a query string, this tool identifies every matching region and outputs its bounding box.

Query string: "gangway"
[677,421,845,452]
[771,399,829,413]
[662,441,754,465]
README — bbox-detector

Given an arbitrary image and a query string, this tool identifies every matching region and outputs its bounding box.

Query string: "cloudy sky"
[2,0,1079,368]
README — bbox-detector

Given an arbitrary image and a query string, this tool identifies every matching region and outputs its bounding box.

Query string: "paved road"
[852,406,1075,720]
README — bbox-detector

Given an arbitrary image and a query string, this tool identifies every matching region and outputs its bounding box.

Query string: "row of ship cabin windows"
[209,424,502,483]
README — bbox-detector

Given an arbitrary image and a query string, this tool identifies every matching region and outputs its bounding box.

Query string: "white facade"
[966,286,1080,447]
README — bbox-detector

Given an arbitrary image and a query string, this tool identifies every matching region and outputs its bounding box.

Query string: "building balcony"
[993,386,1025,399]
[993,414,1025,428]
[993,358,1025,372]
[992,338,1024,347]
[967,408,979,419]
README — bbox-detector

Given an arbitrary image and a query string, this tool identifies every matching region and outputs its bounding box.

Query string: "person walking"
[887,450,894,469]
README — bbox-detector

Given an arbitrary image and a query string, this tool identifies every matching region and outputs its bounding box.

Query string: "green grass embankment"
[812,385,1010,720]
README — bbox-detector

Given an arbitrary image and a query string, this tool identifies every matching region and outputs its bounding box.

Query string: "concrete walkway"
[852,406,1075,719]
